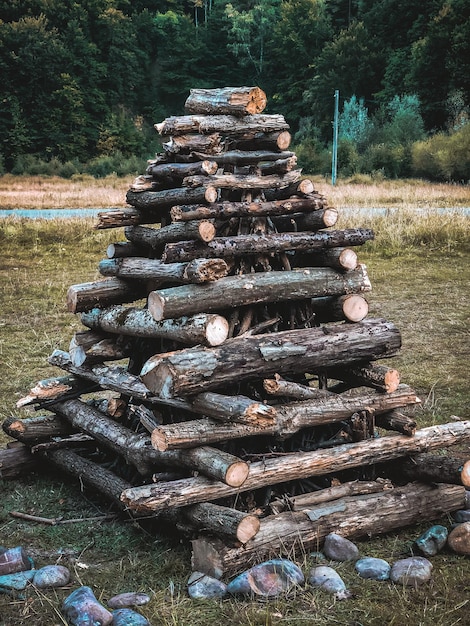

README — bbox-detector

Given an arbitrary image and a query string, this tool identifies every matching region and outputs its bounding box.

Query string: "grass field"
[0,177,469,625]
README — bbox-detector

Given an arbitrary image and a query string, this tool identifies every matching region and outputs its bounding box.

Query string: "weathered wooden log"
[124,221,216,250]
[51,398,249,486]
[194,150,296,166]
[69,330,131,367]
[264,179,315,200]
[183,503,260,544]
[148,265,371,321]
[3,414,74,443]
[81,307,229,347]
[327,363,401,393]
[258,155,298,175]
[298,247,357,271]
[311,294,369,323]
[271,208,338,231]
[106,242,146,258]
[156,114,288,136]
[0,443,36,478]
[126,187,218,211]
[15,375,93,408]
[191,392,276,426]
[162,228,375,264]
[67,277,146,314]
[263,376,332,401]
[151,385,420,450]
[146,160,218,184]
[184,86,267,116]
[228,130,291,151]
[121,421,470,513]
[183,170,301,191]
[375,409,416,436]
[163,134,222,155]
[170,195,327,222]
[141,318,399,398]
[96,207,161,230]
[191,482,466,578]
[99,257,229,284]
[384,452,469,484]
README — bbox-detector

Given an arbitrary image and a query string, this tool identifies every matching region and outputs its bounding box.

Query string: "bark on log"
[327,363,401,393]
[121,421,470,513]
[67,278,146,314]
[3,414,74,443]
[162,228,375,264]
[183,503,260,544]
[141,318,399,398]
[298,248,357,271]
[81,307,229,347]
[126,187,218,211]
[384,452,469,484]
[264,179,315,201]
[156,114,288,136]
[258,156,298,175]
[69,330,131,367]
[184,87,267,116]
[99,257,229,284]
[183,170,301,191]
[263,377,333,401]
[228,130,291,151]
[163,134,222,155]
[191,392,276,426]
[191,483,466,578]
[170,196,327,222]
[124,221,216,249]
[106,242,146,258]
[151,385,420,450]
[146,160,218,184]
[311,294,369,323]
[15,375,93,408]
[96,208,161,230]
[148,265,371,321]
[375,409,416,436]
[271,208,338,231]
[0,444,36,478]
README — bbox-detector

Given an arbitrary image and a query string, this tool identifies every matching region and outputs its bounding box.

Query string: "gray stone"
[355,557,391,581]
[323,533,359,561]
[390,557,433,586]
[448,521,470,555]
[0,570,35,591]
[33,565,70,589]
[227,559,304,597]
[414,525,448,556]
[188,571,227,599]
[453,510,470,524]
[62,586,113,626]
[111,608,150,626]
[107,593,151,609]
[309,566,352,600]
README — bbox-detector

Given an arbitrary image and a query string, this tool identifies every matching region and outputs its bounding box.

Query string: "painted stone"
[107,593,151,609]
[187,572,227,599]
[62,586,113,626]
[0,547,33,576]
[227,559,304,597]
[0,569,35,591]
[390,557,433,586]
[33,565,70,589]
[111,608,150,626]
[415,525,448,557]
[323,533,359,561]
[355,557,391,581]
[309,566,352,599]
[453,510,470,524]
[448,521,470,555]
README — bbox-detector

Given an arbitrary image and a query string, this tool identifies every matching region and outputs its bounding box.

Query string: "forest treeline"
[0,0,469,180]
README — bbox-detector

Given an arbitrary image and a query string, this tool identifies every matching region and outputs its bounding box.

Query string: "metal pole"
[332,89,339,186]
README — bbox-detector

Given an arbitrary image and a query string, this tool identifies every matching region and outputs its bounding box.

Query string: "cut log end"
[461,460,470,488]
[338,248,358,270]
[206,316,230,347]
[276,131,292,151]
[151,428,169,452]
[148,292,165,322]
[225,461,250,488]
[198,220,216,243]
[241,87,267,115]
[237,515,261,544]
[383,369,401,393]
[204,186,218,204]
[341,294,369,322]
[298,179,314,195]
[323,207,338,227]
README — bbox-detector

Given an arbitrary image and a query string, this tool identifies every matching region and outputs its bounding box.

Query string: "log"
[0,444,36,478]
[170,196,327,222]
[327,363,401,393]
[193,150,296,167]
[151,384,420,450]
[81,307,229,347]
[156,114,288,136]
[67,277,146,314]
[311,294,369,323]
[15,375,93,408]
[229,130,291,151]
[162,228,375,264]
[121,421,470,513]
[98,257,229,284]
[124,221,216,249]
[96,207,161,230]
[264,179,315,200]
[191,392,276,426]
[258,155,298,175]
[375,409,416,436]
[191,483,466,578]
[298,247,357,271]
[271,208,338,231]
[183,170,301,191]
[163,134,222,155]
[69,330,131,367]
[183,503,260,544]
[3,414,74,443]
[106,242,146,258]
[126,187,218,211]
[384,452,469,484]
[146,160,218,184]
[263,376,332,401]
[148,265,372,321]
[184,87,267,115]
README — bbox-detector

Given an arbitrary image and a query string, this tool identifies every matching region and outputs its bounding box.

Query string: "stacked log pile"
[3,86,470,579]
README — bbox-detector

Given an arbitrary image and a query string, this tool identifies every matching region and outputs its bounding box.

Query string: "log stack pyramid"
[4,86,470,578]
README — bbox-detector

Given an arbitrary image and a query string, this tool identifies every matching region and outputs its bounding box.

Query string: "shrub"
[411,124,470,182]
[294,138,331,176]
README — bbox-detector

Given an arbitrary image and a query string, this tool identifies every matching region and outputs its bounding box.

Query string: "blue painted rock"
[323,533,359,561]
[308,566,351,599]
[227,559,304,597]
[414,525,448,556]
[355,557,391,581]
[448,521,470,555]
[33,565,70,589]
[107,593,151,609]
[62,586,113,626]
[111,608,150,625]
[0,547,33,575]
[453,510,470,524]
[188,572,227,599]
[0,569,35,591]
[390,557,433,586]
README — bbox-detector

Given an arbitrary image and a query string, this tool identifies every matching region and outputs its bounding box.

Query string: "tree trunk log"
[124,221,216,250]
[98,257,229,284]
[327,363,401,393]
[183,503,260,544]
[162,229,375,264]
[3,414,74,443]
[163,134,222,155]
[148,265,371,321]
[271,208,338,231]
[96,208,162,230]
[121,421,470,514]
[69,330,132,367]
[311,294,369,323]
[157,114,288,136]
[191,392,276,426]
[126,187,218,211]
[15,375,93,408]
[190,482,466,578]
[106,242,146,258]
[67,277,146,314]
[81,307,229,347]
[146,160,218,185]
[183,170,301,191]
[170,196,327,222]
[263,376,333,401]
[0,443,36,478]
[141,318,400,398]
[151,384,420,450]
[228,130,291,151]
[184,87,267,115]
[383,452,469,484]
[192,150,296,167]
[375,409,416,436]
